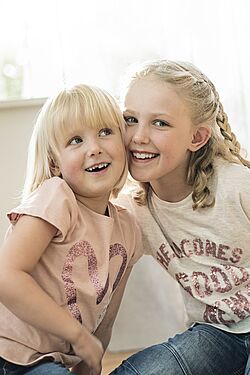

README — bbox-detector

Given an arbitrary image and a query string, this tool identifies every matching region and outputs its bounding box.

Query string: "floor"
[101,350,137,375]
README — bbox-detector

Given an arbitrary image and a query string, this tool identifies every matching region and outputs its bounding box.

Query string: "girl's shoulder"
[36,176,75,197]
[215,157,250,186]
[8,177,78,240]
[111,193,137,222]
[215,158,250,215]
[112,185,147,216]
[18,177,76,214]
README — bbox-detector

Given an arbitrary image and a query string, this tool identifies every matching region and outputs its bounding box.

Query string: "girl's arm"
[95,267,132,350]
[72,267,132,375]
[0,215,103,375]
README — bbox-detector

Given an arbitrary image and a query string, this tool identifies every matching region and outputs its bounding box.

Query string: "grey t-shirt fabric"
[116,158,250,334]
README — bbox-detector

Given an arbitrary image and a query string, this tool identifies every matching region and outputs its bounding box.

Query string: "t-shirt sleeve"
[7,177,77,242]
[126,212,143,267]
[236,165,250,221]
[114,191,153,256]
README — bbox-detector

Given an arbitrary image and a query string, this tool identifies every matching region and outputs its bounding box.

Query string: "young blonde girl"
[0,84,142,375]
[111,60,250,374]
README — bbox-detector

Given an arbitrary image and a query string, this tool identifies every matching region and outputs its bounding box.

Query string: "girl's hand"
[72,330,104,375]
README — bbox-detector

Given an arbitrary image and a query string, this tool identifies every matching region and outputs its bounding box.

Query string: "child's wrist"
[70,323,92,347]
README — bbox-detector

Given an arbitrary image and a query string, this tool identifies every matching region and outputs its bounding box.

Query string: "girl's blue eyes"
[70,136,82,145]
[153,120,169,127]
[99,127,113,136]
[124,116,169,128]
[69,128,113,145]
[123,116,137,125]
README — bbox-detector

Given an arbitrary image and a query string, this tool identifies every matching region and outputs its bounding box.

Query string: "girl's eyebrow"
[123,108,137,114]
[151,112,170,117]
[124,109,172,118]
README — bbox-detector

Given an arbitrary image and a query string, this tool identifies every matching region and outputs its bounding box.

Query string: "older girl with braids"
[110,60,250,374]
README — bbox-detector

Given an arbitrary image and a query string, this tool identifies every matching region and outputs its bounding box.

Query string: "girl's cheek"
[124,132,131,147]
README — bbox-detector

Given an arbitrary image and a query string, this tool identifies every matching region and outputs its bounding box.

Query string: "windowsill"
[0,97,47,109]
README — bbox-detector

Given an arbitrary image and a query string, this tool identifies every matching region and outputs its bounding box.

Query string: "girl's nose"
[86,138,102,157]
[132,125,150,144]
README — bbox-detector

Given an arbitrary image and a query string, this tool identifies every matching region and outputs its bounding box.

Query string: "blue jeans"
[0,358,75,374]
[110,324,250,375]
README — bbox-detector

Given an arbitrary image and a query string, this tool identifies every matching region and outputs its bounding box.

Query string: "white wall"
[0,100,44,242]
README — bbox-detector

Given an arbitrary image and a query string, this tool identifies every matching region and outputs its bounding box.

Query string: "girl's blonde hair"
[123,59,250,209]
[22,84,127,201]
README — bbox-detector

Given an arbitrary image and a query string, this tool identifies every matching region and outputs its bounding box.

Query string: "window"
[1,0,250,150]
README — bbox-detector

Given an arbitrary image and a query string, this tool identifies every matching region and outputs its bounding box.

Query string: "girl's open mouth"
[85,162,110,172]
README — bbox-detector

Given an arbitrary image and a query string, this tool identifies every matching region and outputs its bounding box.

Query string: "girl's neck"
[75,194,110,215]
[148,156,193,202]
[150,180,193,203]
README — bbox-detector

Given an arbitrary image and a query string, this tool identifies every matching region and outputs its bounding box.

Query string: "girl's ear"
[189,125,211,152]
[49,158,61,176]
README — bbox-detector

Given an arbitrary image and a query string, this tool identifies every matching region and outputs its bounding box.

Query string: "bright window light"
[0,0,250,150]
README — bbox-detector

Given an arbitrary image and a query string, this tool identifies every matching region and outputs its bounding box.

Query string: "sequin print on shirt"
[156,237,249,326]
[61,240,127,322]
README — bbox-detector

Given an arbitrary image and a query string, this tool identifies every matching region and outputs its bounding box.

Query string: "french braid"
[216,102,250,168]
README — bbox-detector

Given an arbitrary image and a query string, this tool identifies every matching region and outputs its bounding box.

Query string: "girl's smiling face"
[54,124,126,213]
[123,77,197,199]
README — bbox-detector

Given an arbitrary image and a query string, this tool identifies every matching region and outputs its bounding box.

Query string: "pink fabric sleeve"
[7,177,77,242]
[127,213,143,267]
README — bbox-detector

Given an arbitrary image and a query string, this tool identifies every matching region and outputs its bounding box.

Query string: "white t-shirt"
[116,159,250,334]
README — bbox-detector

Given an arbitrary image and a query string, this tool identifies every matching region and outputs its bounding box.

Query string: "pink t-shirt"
[0,177,142,368]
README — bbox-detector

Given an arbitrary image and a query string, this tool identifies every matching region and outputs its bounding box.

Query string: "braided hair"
[123,60,250,209]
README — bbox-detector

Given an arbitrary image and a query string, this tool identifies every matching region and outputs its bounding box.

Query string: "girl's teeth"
[87,163,108,171]
[133,152,156,159]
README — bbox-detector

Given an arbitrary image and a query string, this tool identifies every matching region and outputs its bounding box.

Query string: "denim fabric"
[110,324,250,375]
[0,358,74,375]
